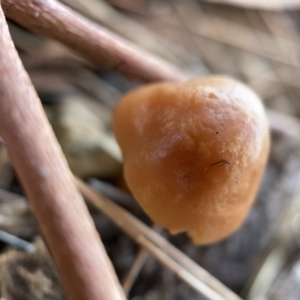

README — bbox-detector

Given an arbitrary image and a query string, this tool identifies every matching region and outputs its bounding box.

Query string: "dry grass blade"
[137,234,225,300]
[2,0,185,82]
[245,11,300,113]
[77,178,242,300]
[122,248,149,295]
[245,158,300,298]
[203,0,300,10]
[267,109,300,138]
[187,14,300,68]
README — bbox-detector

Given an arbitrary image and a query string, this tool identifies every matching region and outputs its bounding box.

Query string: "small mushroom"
[113,76,270,245]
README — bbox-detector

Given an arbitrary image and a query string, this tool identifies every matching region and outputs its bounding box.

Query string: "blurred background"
[1,0,300,299]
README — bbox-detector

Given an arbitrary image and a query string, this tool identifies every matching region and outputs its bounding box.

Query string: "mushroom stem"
[0,5,124,300]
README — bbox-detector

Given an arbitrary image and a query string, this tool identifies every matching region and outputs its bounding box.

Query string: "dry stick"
[4,0,297,94]
[63,0,210,76]
[77,179,242,300]
[2,0,185,83]
[0,6,125,300]
[61,0,180,65]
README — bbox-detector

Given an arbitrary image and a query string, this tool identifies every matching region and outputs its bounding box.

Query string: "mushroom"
[113,76,270,245]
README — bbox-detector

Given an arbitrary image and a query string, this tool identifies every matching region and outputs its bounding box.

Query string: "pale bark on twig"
[0,5,125,300]
[2,0,185,82]
[61,0,181,65]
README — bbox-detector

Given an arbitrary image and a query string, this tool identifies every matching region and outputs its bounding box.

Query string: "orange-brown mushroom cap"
[113,76,270,245]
